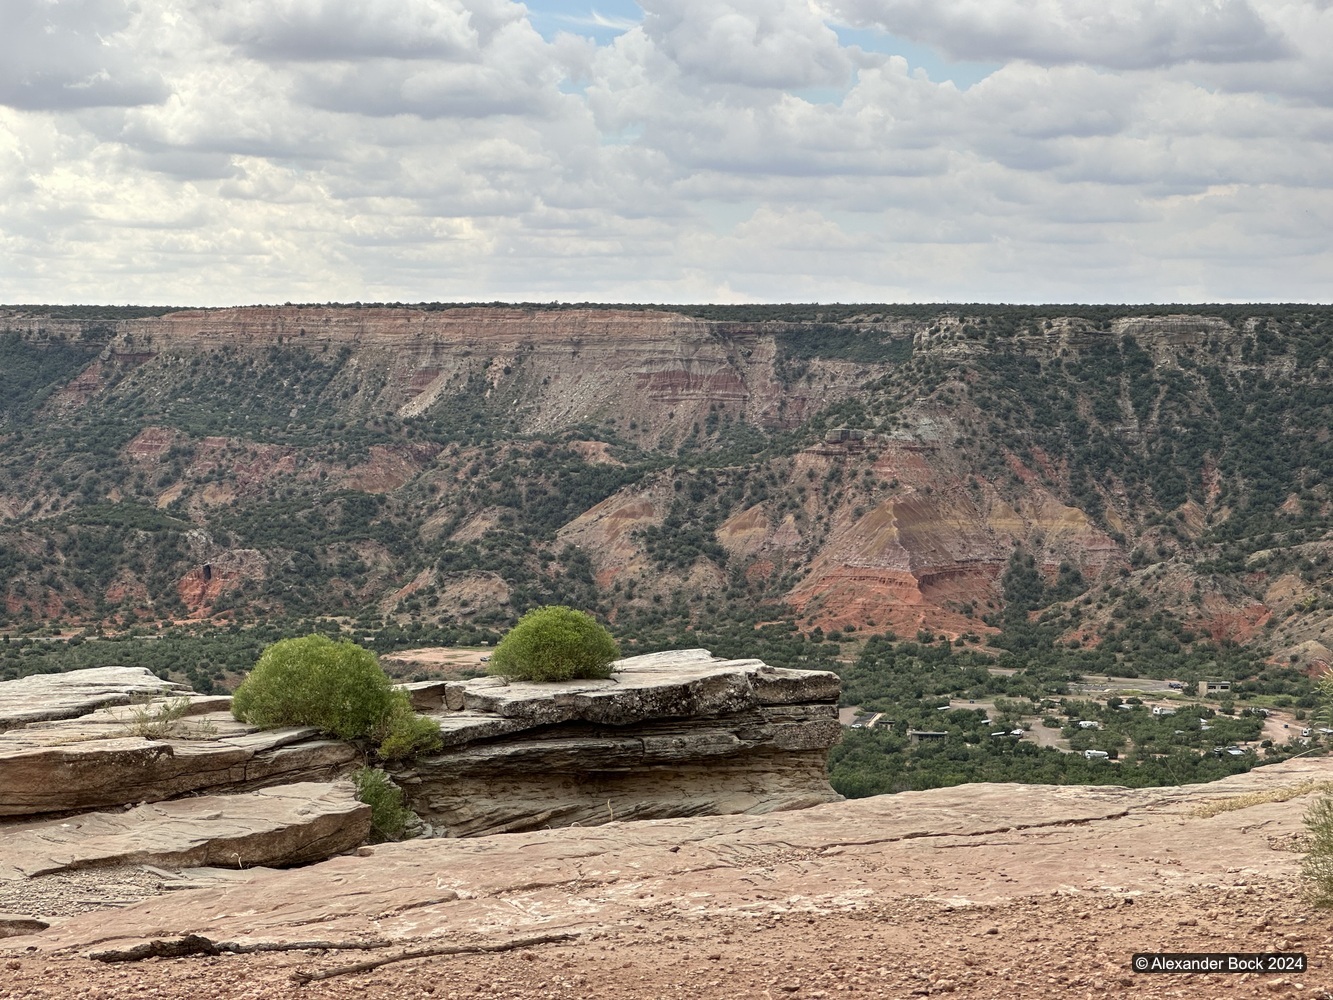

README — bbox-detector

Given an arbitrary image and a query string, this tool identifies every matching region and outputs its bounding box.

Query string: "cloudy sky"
[2,0,1332,305]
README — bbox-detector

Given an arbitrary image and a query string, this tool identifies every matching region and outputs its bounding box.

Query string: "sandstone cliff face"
[2,305,1327,650]
[6,307,864,448]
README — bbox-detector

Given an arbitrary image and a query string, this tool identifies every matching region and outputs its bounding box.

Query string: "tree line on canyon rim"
[0,304,1330,795]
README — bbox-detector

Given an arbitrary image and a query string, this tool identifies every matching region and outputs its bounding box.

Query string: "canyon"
[1,304,1327,674]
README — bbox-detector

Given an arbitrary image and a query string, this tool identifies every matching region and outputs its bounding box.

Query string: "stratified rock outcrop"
[0,654,842,850]
[0,783,370,879]
[0,717,359,818]
[0,667,190,733]
[393,649,843,837]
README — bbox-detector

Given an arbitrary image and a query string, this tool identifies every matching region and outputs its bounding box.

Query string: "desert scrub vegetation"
[1302,794,1333,907]
[488,605,620,682]
[230,634,441,760]
[1300,670,1333,907]
[352,766,416,842]
[120,695,217,740]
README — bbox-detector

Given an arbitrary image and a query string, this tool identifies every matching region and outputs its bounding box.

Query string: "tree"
[488,605,620,682]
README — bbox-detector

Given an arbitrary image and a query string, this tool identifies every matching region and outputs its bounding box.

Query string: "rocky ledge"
[0,651,841,871]
[394,649,844,837]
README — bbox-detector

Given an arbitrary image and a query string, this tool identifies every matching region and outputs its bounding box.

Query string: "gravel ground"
[3,881,1331,1000]
[0,868,168,918]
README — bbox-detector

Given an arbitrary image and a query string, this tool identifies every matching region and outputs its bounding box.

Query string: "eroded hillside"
[1,304,1330,687]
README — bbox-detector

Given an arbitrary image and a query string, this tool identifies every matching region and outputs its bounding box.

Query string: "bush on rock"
[352,767,415,842]
[488,606,620,682]
[231,634,441,760]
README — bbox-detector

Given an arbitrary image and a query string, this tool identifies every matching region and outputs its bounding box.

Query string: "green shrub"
[376,700,446,761]
[488,605,620,682]
[1301,669,1333,906]
[231,634,441,757]
[352,767,414,842]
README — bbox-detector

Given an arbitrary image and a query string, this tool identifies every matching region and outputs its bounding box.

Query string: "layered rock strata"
[0,654,842,861]
[0,668,358,818]
[393,649,843,837]
[0,783,370,879]
[0,719,359,818]
[0,667,190,733]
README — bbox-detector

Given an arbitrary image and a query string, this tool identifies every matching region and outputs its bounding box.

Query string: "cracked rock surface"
[0,667,188,733]
[394,650,844,837]
[0,782,370,880]
[0,714,359,818]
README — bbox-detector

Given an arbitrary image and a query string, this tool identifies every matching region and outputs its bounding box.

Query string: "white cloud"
[0,0,169,110]
[0,0,1331,305]
[639,0,852,89]
[826,0,1292,69]
[207,0,496,61]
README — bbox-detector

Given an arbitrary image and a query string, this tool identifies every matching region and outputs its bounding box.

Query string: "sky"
[1,0,1332,306]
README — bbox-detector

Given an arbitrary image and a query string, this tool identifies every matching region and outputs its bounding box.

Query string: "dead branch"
[290,932,580,984]
[91,936,393,963]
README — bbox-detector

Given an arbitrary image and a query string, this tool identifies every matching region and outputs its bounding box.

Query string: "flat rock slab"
[0,720,359,817]
[0,667,187,733]
[0,782,370,881]
[14,701,248,745]
[404,649,840,728]
[15,756,1333,959]
[395,651,844,836]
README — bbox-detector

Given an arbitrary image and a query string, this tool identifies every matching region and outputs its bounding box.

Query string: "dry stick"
[290,932,580,985]
[91,936,395,963]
